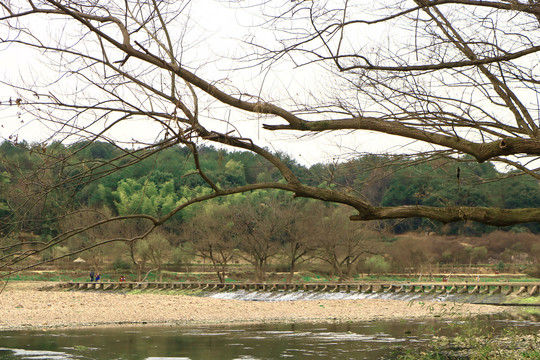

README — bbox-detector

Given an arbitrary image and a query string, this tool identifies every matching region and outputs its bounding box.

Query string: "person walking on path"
[89,270,95,282]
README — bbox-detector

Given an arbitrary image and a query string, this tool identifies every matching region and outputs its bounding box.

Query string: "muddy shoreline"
[0,281,510,331]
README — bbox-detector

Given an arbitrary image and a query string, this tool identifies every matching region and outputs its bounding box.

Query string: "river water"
[1,313,539,359]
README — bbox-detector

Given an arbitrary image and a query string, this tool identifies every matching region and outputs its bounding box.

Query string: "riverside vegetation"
[396,303,540,359]
[398,324,540,359]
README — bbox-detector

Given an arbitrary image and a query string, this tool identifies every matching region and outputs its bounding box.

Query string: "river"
[1,313,539,359]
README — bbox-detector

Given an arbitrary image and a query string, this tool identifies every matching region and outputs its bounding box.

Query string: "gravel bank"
[0,282,509,331]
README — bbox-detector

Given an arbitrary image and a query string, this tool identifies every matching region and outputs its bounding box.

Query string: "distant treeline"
[1,140,539,238]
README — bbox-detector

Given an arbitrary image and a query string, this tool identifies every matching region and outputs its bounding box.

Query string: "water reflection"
[0,313,539,360]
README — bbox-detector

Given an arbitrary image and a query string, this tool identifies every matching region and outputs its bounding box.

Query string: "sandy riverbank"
[0,282,510,331]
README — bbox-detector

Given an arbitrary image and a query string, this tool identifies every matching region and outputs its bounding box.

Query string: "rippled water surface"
[1,314,539,359]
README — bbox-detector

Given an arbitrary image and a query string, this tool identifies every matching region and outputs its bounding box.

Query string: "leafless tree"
[184,205,237,283]
[59,207,120,271]
[311,205,378,280]
[232,200,284,282]
[387,236,438,278]
[1,1,540,275]
[279,200,319,282]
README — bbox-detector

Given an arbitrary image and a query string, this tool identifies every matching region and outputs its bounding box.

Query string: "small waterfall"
[206,289,512,304]
[206,289,442,302]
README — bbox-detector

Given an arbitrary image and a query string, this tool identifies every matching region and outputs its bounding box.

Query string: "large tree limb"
[263,118,540,162]
[351,205,540,226]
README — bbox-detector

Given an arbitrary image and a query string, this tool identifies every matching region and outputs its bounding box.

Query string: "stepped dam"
[59,281,540,304]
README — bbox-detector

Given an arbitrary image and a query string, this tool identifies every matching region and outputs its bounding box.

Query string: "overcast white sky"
[3,0,528,171]
[0,0,404,167]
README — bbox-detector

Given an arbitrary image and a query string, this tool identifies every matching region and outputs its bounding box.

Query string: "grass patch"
[513,297,540,305]
[520,308,540,316]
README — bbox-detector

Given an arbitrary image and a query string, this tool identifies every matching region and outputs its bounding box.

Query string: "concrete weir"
[59,281,540,297]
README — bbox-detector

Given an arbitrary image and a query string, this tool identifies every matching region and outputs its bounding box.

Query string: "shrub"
[112,258,131,271]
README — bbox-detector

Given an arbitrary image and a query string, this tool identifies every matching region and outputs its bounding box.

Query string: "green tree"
[172,241,196,272]
[467,246,489,268]
[365,255,391,277]
[137,233,171,282]
[113,179,181,217]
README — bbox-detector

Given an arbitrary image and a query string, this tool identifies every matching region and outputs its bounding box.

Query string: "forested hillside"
[1,140,539,238]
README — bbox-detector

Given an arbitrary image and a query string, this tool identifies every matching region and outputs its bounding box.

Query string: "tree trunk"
[287,260,295,283]
[255,258,266,282]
